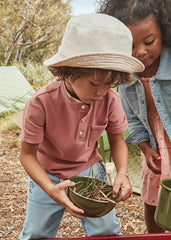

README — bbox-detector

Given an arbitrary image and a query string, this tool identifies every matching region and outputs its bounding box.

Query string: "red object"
[34,233,171,240]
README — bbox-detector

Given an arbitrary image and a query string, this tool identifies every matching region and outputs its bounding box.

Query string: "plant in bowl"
[68,176,119,218]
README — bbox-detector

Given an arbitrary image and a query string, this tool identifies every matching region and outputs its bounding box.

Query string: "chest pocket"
[88,124,107,147]
[158,84,171,120]
[160,83,171,101]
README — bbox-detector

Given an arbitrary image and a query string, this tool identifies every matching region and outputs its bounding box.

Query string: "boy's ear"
[65,76,71,84]
[66,76,75,85]
[68,76,76,83]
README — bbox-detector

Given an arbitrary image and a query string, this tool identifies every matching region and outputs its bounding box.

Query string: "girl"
[98,0,171,233]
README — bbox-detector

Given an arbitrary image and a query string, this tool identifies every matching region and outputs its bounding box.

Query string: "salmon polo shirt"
[21,81,128,179]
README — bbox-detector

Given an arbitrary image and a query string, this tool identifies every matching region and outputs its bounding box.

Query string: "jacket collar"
[155,47,171,80]
[124,47,171,87]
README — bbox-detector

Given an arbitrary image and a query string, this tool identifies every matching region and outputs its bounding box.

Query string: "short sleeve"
[105,90,128,134]
[21,97,45,144]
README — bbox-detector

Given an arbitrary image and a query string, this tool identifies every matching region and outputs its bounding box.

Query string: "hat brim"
[44,53,144,73]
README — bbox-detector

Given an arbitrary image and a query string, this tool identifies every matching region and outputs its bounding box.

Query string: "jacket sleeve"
[118,86,150,146]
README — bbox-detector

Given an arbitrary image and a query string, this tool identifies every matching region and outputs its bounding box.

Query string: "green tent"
[0,66,35,115]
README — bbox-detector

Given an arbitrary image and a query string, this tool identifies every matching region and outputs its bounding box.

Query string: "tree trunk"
[3,43,15,65]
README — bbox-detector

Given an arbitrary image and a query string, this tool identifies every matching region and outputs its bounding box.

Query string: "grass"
[72,178,116,203]
[0,118,20,133]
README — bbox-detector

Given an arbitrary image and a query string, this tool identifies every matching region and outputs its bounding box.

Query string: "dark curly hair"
[49,66,134,87]
[97,0,171,47]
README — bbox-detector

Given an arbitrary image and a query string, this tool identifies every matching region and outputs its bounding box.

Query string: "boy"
[19,13,144,239]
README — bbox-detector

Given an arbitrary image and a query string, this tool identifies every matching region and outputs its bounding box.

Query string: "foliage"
[16,61,55,90]
[0,0,71,65]
[72,178,116,203]
[0,118,20,133]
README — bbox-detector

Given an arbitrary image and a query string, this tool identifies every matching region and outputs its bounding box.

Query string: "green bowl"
[68,176,119,218]
[155,178,171,231]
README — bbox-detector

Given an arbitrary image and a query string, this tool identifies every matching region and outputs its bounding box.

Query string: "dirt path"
[0,130,146,240]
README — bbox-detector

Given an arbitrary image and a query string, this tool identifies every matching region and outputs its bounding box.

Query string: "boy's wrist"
[46,182,55,196]
[117,172,129,179]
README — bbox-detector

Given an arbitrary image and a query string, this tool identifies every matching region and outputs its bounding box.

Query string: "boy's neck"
[64,81,78,99]
[63,81,90,106]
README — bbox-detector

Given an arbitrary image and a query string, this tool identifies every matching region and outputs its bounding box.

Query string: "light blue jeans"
[19,161,121,239]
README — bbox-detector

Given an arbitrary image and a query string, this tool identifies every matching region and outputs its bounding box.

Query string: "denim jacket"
[119,47,171,149]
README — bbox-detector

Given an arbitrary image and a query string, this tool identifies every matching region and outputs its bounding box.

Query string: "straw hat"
[44,13,144,73]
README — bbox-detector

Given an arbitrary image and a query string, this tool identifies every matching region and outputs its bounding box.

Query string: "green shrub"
[16,61,55,90]
[0,118,20,133]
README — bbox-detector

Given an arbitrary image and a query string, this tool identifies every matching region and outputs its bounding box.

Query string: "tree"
[0,0,71,65]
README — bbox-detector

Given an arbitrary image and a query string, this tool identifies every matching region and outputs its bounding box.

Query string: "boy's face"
[65,72,111,104]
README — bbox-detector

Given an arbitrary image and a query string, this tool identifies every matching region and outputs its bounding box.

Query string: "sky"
[70,0,97,16]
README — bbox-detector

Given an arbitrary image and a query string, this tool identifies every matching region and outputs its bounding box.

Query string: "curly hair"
[49,66,134,87]
[97,0,171,47]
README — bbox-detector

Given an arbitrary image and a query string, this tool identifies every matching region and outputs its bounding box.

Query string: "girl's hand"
[47,180,86,219]
[144,148,161,174]
[113,173,133,202]
[139,141,161,174]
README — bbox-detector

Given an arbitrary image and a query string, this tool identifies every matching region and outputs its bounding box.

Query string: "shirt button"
[79,131,83,135]
[157,99,160,103]
[141,100,144,104]
[81,105,85,109]
[81,119,85,122]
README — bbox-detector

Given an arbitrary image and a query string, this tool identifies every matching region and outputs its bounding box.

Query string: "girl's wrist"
[138,141,150,153]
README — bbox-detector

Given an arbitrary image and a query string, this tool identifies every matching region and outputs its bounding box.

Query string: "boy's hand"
[113,173,133,202]
[47,180,86,219]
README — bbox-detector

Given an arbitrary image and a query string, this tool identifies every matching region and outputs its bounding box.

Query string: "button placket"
[77,117,87,139]
[76,105,88,140]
